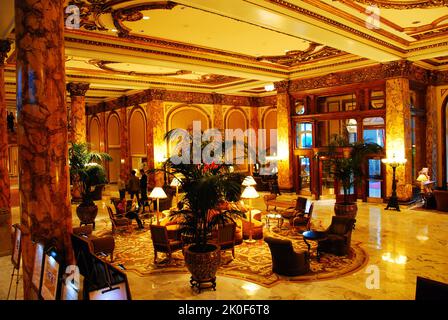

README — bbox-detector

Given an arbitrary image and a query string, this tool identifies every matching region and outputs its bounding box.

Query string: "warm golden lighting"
[241,186,259,199]
[242,176,257,187]
[150,187,167,225]
[241,283,260,295]
[381,153,407,167]
[381,252,408,265]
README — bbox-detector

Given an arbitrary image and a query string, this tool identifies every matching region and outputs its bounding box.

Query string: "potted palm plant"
[159,130,245,289]
[69,143,112,229]
[322,135,382,217]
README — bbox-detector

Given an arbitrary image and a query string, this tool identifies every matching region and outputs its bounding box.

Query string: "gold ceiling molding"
[257,43,345,66]
[343,0,448,9]
[265,0,406,53]
[89,59,192,77]
[112,1,178,37]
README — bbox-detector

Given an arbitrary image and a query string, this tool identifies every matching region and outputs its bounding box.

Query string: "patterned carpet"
[102,221,369,288]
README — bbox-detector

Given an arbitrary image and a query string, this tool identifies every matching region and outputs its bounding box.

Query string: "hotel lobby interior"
[0,0,448,303]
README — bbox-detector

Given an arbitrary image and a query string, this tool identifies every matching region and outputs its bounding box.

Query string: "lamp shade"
[241,186,259,199]
[149,187,167,199]
[242,176,257,186]
[170,177,182,187]
[416,174,428,182]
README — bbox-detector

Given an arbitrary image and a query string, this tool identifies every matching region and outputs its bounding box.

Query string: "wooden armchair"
[318,216,356,256]
[211,223,236,259]
[291,202,314,233]
[264,236,310,276]
[150,224,183,264]
[107,205,132,234]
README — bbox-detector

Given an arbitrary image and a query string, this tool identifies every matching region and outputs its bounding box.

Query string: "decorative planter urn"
[184,243,221,292]
[76,204,98,229]
[334,202,358,218]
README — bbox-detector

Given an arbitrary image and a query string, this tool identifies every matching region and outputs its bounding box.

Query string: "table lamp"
[149,187,167,225]
[241,186,259,244]
[382,154,407,211]
[170,177,182,207]
[242,175,257,187]
[416,173,429,191]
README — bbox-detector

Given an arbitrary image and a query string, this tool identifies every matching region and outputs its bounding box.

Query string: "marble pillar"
[385,78,413,201]
[275,81,294,190]
[426,86,438,180]
[15,0,72,298]
[249,107,260,175]
[120,108,131,181]
[67,82,90,144]
[0,40,12,257]
[147,93,165,187]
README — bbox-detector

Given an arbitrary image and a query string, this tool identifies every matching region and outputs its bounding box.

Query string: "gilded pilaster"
[67,82,90,144]
[426,86,438,180]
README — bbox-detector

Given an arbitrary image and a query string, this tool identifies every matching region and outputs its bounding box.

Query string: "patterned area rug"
[103,222,369,288]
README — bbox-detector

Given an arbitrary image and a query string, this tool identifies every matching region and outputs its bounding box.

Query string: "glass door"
[321,159,335,197]
[298,156,311,193]
[367,158,382,201]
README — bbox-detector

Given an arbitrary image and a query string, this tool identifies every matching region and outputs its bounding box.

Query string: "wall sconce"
[120,158,125,164]
[264,83,275,92]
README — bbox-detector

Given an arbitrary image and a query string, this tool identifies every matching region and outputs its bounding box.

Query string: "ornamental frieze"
[341,0,448,9]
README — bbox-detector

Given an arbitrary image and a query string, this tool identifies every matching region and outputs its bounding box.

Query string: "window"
[363,117,385,147]
[296,123,313,149]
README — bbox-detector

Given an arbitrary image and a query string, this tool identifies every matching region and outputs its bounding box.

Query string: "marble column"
[147,90,166,187]
[275,81,294,190]
[67,82,90,144]
[249,106,260,175]
[120,108,131,181]
[0,40,12,257]
[15,0,72,298]
[426,86,438,180]
[385,78,413,201]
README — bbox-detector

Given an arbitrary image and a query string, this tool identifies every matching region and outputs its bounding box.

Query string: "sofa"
[434,190,448,212]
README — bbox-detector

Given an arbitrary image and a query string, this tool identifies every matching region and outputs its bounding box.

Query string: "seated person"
[117,198,144,230]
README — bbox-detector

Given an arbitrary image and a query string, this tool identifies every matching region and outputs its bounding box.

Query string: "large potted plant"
[159,130,245,290]
[323,135,382,217]
[69,143,112,229]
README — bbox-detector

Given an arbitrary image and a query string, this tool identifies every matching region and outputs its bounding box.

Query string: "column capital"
[211,92,224,105]
[67,82,90,97]
[0,40,12,66]
[274,80,290,94]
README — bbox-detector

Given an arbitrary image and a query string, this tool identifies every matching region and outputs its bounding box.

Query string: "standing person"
[117,176,126,200]
[7,112,14,132]
[127,170,140,203]
[139,169,148,208]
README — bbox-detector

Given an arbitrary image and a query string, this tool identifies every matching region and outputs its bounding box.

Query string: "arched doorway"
[129,108,147,172]
[107,113,121,183]
[89,117,101,151]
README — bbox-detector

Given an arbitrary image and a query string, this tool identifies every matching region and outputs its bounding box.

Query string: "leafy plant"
[157,129,246,251]
[69,143,112,206]
[320,134,383,204]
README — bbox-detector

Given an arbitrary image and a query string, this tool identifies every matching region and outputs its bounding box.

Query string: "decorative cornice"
[0,40,12,66]
[149,89,166,101]
[274,80,290,93]
[211,93,224,105]
[431,70,448,85]
[66,82,90,97]
[258,95,278,106]
[346,0,448,9]
[289,60,431,92]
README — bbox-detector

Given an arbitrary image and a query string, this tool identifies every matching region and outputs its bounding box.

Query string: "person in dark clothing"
[117,198,144,229]
[7,112,14,132]
[127,170,140,203]
[139,169,149,209]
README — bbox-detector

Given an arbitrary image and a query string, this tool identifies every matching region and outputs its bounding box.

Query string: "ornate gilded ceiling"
[1,0,448,108]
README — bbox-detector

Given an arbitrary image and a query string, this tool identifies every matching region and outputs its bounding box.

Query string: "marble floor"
[1,185,447,300]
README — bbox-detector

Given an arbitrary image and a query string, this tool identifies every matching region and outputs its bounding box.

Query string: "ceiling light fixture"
[264,83,275,91]
[111,29,118,32]
[143,16,150,20]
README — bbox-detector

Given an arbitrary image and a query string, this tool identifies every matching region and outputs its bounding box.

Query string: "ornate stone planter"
[334,202,358,218]
[76,204,98,229]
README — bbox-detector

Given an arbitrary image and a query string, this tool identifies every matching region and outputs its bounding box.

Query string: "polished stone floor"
[1,186,447,300]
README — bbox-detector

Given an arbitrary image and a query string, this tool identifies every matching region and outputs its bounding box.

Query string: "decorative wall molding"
[274,80,290,93]
[289,60,431,92]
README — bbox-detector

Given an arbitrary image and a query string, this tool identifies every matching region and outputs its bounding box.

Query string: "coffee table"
[302,230,327,262]
[265,212,284,229]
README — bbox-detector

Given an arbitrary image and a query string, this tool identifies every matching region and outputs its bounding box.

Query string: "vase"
[184,243,221,292]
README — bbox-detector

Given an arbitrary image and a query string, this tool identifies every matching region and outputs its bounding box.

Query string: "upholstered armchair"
[72,225,115,262]
[150,224,183,264]
[280,197,308,222]
[318,216,356,256]
[291,202,314,233]
[107,205,132,234]
[210,223,237,259]
[264,236,310,276]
